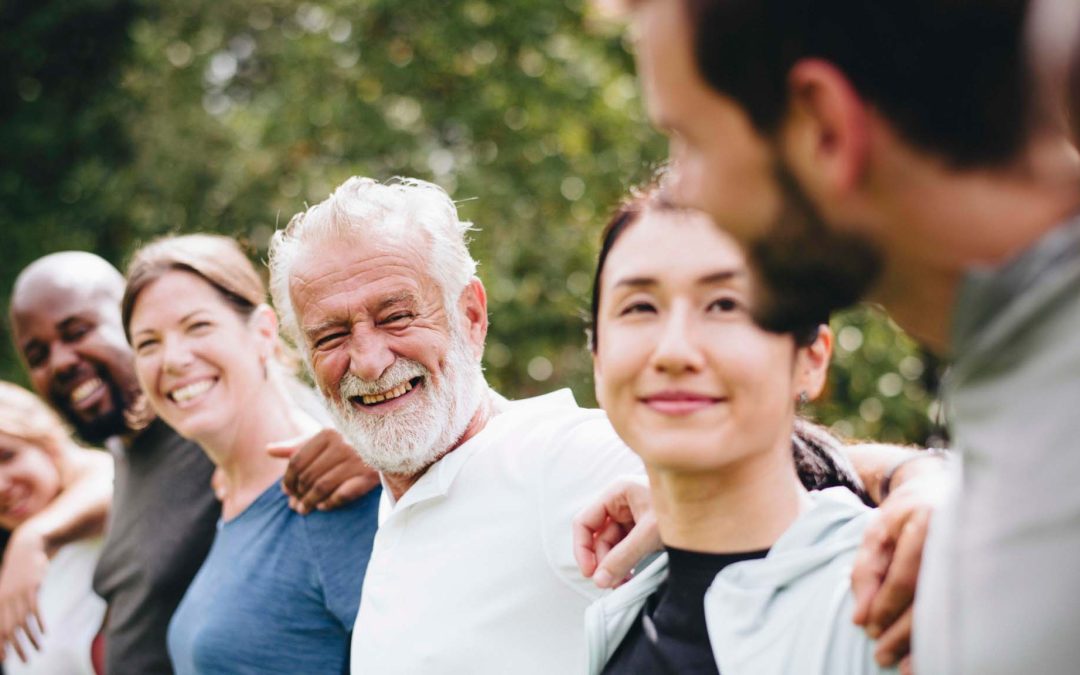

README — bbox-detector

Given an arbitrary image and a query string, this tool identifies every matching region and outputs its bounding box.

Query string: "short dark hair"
[682,0,1032,168]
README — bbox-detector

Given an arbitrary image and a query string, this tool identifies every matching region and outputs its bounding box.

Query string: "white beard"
[324,325,486,477]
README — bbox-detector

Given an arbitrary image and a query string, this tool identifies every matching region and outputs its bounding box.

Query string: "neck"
[381,389,495,501]
[648,436,810,553]
[869,131,1080,352]
[197,375,314,518]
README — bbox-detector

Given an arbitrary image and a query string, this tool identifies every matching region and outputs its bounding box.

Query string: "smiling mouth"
[352,376,423,407]
[641,393,725,416]
[70,377,105,407]
[168,378,217,404]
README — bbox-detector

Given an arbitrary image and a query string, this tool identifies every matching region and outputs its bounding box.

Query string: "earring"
[797,391,809,407]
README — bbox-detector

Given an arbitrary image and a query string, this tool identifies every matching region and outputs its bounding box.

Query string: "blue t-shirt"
[167,481,380,675]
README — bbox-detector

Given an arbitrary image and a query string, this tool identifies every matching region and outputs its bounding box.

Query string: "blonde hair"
[0,381,74,468]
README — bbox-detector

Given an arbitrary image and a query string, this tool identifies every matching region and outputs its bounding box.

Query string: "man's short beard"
[748,161,883,334]
[324,322,486,477]
[53,370,135,444]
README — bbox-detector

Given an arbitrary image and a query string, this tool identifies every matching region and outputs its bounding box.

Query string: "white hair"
[268,176,478,348]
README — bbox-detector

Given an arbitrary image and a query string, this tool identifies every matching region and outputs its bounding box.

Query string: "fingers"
[280,430,379,514]
[572,503,612,578]
[851,514,891,626]
[3,599,27,663]
[275,430,327,497]
[593,512,659,589]
[866,507,930,638]
[900,654,914,675]
[313,473,381,513]
[873,605,913,667]
[295,463,349,514]
[573,478,658,587]
[571,532,597,579]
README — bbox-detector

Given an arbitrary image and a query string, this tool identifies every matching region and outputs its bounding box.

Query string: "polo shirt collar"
[378,388,579,518]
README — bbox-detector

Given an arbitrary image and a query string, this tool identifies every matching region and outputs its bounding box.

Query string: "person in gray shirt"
[610,0,1080,672]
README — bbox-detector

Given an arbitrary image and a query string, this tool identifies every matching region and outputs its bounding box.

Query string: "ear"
[793,325,833,401]
[457,278,489,360]
[592,351,606,409]
[250,304,280,361]
[781,59,870,198]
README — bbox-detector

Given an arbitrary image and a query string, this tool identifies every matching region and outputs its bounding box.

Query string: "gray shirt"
[915,213,1080,674]
[92,420,218,675]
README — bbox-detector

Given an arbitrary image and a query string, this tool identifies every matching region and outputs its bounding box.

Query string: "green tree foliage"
[0,0,938,444]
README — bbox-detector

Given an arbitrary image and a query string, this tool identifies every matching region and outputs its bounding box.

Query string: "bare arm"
[844,442,946,506]
[1,447,113,661]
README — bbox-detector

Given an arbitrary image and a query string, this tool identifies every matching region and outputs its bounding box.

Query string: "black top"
[602,546,770,675]
[92,419,219,675]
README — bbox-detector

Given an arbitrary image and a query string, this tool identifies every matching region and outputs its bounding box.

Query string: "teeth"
[71,378,103,404]
[170,379,214,403]
[360,380,414,405]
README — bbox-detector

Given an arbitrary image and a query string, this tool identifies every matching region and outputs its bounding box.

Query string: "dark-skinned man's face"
[12,278,139,443]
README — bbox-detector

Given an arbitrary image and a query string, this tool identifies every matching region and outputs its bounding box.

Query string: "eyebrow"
[300,292,418,338]
[613,270,743,289]
[375,291,416,312]
[57,315,91,331]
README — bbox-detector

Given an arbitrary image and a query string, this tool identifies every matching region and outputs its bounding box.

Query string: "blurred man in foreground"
[621,1,1080,672]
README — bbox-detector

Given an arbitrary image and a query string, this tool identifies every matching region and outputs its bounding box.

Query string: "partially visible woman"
[584,195,890,674]
[0,382,110,675]
[121,234,379,675]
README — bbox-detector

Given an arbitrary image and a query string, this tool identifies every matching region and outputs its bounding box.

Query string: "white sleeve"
[536,411,645,601]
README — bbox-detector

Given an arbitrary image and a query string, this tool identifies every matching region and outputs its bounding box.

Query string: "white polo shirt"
[350,389,644,674]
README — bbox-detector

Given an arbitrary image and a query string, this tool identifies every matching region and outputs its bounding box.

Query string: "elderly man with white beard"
[268,176,938,674]
[267,176,645,674]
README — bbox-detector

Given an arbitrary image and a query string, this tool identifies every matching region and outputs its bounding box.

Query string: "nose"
[650,303,705,375]
[161,336,195,374]
[48,341,82,382]
[347,329,395,383]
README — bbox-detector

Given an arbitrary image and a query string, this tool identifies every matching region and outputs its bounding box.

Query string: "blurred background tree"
[0,0,941,445]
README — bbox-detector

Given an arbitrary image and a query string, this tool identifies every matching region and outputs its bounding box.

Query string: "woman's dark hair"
[682,0,1032,169]
[588,184,823,352]
[793,418,871,505]
[590,186,868,502]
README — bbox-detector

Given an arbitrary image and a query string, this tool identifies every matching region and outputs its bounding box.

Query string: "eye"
[618,301,656,316]
[61,323,91,342]
[707,297,740,313]
[381,312,414,326]
[188,320,213,334]
[134,337,160,354]
[24,345,47,369]
[313,332,347,351]
[0,449,15,463]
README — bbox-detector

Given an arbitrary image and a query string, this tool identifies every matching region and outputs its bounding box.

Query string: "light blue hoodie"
[585,487,896,675]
